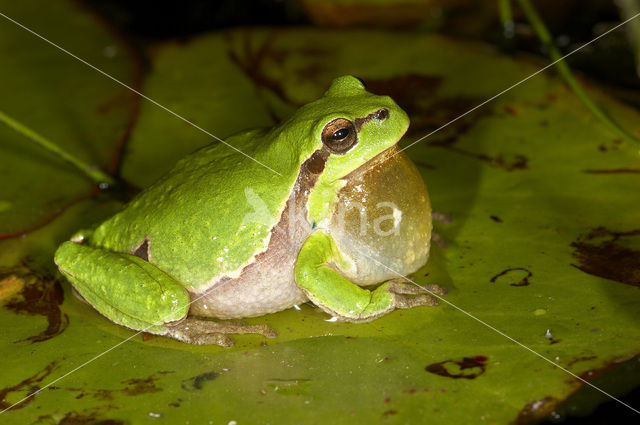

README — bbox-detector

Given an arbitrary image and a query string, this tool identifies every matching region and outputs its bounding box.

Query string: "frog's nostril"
[375,108,389,120]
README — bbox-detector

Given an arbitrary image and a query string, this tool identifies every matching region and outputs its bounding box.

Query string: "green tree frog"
[54,76,446,346]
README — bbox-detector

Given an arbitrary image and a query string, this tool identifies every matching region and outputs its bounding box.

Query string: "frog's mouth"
[343,144,402,180]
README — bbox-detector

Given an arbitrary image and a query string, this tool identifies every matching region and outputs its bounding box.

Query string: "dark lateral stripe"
[354,111,378,132]
[302,149,330,176]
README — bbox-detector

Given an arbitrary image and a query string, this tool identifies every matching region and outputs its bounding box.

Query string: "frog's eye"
[321,118,357,154]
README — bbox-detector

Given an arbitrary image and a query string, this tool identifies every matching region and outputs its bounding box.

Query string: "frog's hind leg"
[55,241,190,337]
[164,318,278,347]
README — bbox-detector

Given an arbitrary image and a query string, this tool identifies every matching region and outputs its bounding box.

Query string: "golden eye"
[321,118,357,154]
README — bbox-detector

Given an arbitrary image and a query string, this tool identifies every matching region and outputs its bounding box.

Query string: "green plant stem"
[515,0,639,146]
[0,109,117,188]
[498,0,515,35]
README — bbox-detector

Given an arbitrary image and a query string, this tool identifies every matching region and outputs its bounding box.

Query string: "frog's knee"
[54,240,82,270]
[54,240,101,276]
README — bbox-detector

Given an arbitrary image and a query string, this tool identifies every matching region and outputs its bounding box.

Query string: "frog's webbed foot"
[388,279,448,309]
[164,318,278,347]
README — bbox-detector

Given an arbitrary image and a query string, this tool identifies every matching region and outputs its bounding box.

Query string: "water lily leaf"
[0,0,140,237]
[2,27,640,425]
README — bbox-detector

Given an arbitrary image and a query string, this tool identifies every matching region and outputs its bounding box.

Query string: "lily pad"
[0,0,140,237]
[1,24,640,425]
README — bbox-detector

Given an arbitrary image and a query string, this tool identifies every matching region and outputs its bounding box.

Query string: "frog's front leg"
[294,231,446,322]
[55,242,276,346]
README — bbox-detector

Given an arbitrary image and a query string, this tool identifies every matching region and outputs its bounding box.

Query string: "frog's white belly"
[189,252,309,319]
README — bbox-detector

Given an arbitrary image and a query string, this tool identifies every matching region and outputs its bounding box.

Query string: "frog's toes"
[388,279,446,295]
[394,293,439,309]
[164,320,234,347]
[164,318,277,347]
[387,280,447,308]
[422,283,448,297]
[387,280,420,294]
[189,332,236,347]
[251,323,278,338]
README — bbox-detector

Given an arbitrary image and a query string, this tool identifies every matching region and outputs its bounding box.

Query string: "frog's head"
[313,76,409,181]
[286,75,410,182]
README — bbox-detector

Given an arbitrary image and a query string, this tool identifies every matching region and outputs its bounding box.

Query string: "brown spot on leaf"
[420,97,488,146]
[512,396,557,425]
[374,88,486,161]
[567,355,598,368]
[453,151,528,171]
[425,356,488,379]
[490,268,532,287]
[181,371,219,391]
[120,377,162,396]
[596,139,624,153]
[58,411,124,425]
[224,30,303,118]
[490,215,503,223]
[61,373,163,402]
[381,409,398,419]
[97,88,136,116]
[503,105,518,115]
[1,266,69,343]
[570,227,640,287]
[366,74,443,124]
[368,75,529,171]
[0,360,58,411]
[168,398,182,408]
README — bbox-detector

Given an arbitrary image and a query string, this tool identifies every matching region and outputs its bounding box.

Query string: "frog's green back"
[89,76,401,291]
[90,125,307,291]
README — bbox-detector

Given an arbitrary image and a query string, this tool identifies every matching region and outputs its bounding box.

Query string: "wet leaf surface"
[1,18,640,425]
